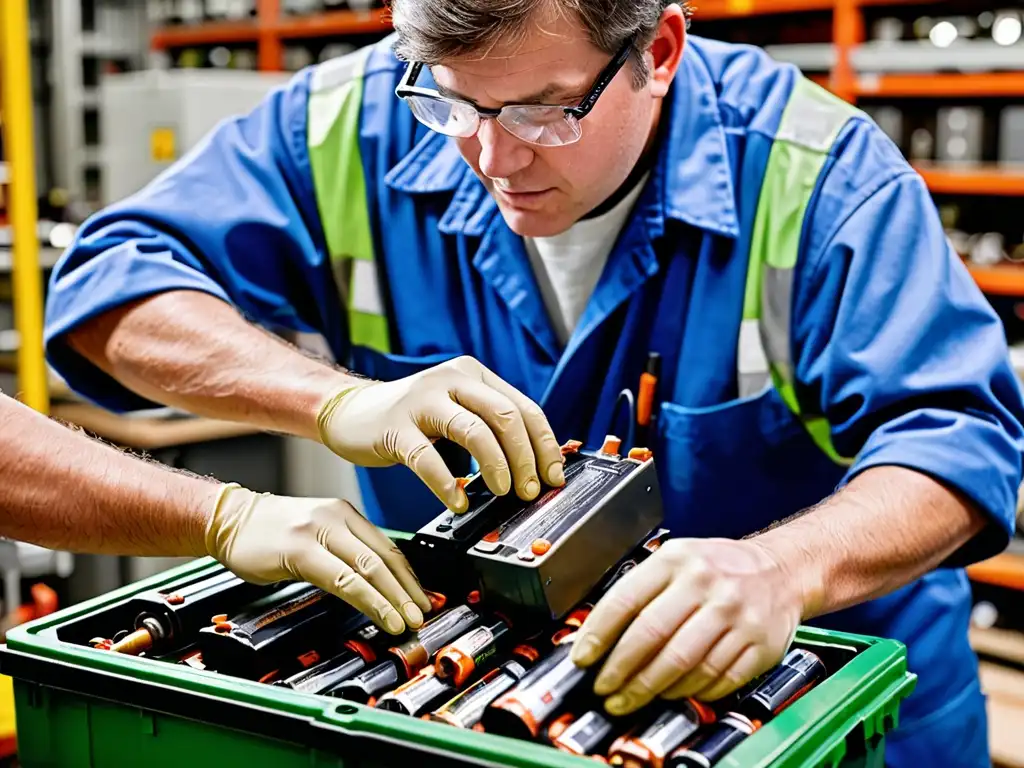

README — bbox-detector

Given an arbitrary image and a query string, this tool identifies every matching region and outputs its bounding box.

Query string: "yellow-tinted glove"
[571,538,806,714]
[205,484,432,635]
[316,356,565,513]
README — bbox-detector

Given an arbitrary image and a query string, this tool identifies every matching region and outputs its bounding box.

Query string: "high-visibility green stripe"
[308,48,375,264]
[744,78,862,465]
[348,310,390,355]
[307,48,390,354]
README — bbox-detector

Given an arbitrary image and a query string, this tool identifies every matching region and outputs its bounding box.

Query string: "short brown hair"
[389,0,693,89]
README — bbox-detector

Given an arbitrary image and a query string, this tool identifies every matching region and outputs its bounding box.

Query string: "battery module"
[402,439,663,621]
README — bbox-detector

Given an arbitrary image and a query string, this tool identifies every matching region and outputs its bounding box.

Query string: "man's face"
[430,12,662,238]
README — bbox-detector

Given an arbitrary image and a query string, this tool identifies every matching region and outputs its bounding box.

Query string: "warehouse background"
[0,0,1022,764]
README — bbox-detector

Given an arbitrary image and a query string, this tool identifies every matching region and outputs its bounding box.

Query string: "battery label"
[228,585,328,635]
[480,457,635,553]
[741,649,825,718]
[378,668,456,717]
[431,661,526,728]
[328,659,401,701]
[409,606,481,658]
[669,713,755,768]
[554,711,614,755]
[490,642,587,732]
[636,705,705,757]
[282,648,369,695]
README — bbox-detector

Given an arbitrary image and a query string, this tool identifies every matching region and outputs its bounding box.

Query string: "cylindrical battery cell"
[551,710,618,757]
[375,667,457,717]
[326,659,402,704]
[389,605,482,679]
[275,640,376,695]
[482,635,590,740]
[736,649,825,723]
[608,701,716,768]
[428,660,529,729]
[435,615,512,686]
[667,713,757,768]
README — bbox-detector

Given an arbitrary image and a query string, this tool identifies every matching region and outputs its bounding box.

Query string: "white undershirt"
[524,173,649,346]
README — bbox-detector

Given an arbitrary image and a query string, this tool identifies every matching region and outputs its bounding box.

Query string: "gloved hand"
[570,537,811,714]
[316,356,565,513]
[205,484,433,635]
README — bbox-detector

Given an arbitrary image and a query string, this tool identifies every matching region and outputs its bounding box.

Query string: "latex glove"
[316,356,565,513]
[569,538,808,715]
[206,484,433,635]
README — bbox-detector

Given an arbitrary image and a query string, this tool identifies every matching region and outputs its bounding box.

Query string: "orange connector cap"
[600,435,622,456]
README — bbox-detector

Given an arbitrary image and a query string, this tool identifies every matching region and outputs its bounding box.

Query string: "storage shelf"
[151,19,260,48]
[915,163,1024,198]
[276,8,392,39]
[968,553,1024,591]
[857,72,1024,98]
[152,8,391,49]
[693,0,931,20]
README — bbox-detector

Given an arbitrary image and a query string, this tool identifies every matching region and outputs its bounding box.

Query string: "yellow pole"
[0,0,49,413]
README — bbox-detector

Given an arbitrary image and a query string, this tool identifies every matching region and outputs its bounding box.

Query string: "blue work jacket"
[44,34,1024,766]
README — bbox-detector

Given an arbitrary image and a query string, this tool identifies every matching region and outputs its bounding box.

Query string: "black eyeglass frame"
[394,35,637,125]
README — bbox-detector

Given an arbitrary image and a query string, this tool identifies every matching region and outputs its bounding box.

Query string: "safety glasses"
[395,37,635,148]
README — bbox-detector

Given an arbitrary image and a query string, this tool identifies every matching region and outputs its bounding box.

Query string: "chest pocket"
[653,77,864,538]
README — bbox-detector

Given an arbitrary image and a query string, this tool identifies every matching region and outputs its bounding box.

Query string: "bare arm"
[64,289,566,512]
[756,465,988,619]
[67,290,359,441]
[0,392,217,556]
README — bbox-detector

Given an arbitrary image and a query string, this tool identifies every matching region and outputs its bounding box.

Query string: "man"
[1,370,560,635]
[42,1,1024,764]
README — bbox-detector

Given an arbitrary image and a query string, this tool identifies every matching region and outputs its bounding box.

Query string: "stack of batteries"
[82,532,826,768]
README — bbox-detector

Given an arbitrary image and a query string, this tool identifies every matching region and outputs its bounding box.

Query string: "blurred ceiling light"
[992,13,1023,46]
[929,20,959,48]
[49,223,76,250]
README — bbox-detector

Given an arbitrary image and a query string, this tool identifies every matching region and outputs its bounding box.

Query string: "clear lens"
[404,96,583,147]
[405,95,479,138]
[500,106,582,146]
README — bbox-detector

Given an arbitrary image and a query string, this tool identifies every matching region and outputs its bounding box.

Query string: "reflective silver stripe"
[310,37,390,94]
[775,77,859,152]
[738,319,770,398]
[350,257,385,317]
[761,265,794,378]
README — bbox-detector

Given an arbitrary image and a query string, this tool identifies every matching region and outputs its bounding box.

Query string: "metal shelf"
[150,19,260,48]
[915,163,1024,198]
[151,7,392,49]
[693,0,933,20]
[275,7,392,39]
[967,552,1024,592]
[857,71,1024,98]
[853,40,1024,74]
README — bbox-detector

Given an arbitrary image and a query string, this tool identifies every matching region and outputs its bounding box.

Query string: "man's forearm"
[67,290,359,441]
[754,465,988,620]
[0,393,218,556]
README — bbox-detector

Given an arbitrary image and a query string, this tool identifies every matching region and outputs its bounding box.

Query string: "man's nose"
[476,119,534,181]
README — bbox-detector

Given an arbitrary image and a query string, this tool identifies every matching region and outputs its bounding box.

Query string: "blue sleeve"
[794,125,1024,566]
[44,68,345,413]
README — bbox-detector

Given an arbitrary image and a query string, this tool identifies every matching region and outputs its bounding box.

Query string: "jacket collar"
[384,38,740,240]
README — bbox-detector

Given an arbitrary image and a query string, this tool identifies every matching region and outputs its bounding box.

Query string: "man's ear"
[648,4,687,98]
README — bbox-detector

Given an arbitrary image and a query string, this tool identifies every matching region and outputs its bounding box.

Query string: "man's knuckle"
[685,558,715,589]
[354,550,386,579]
[404,440,432,468]
[662,644,699,673]
[447,410,484,440]
[334,568,362,595]
[713,583,744,617]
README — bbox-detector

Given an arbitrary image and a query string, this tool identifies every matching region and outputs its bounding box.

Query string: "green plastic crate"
[0,558,916,768]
